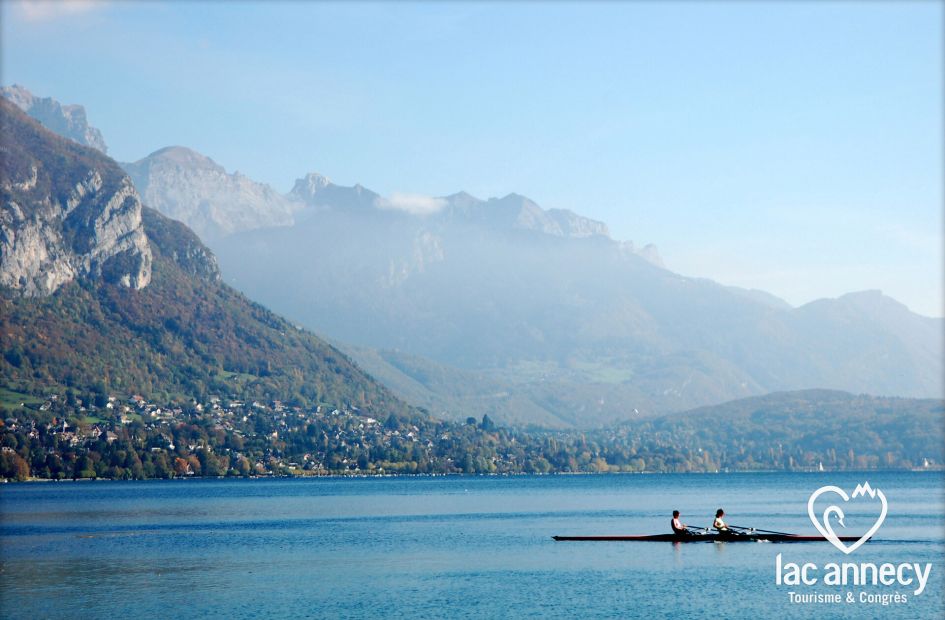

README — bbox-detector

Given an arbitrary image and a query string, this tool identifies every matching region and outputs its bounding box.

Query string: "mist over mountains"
[227,172,944,425]
[4,85,941,428]
[216,191,941,426]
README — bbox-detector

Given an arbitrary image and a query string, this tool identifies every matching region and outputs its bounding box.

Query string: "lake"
[2,471,942,618]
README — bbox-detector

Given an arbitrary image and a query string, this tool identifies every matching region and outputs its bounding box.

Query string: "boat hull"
[552,534,868,543]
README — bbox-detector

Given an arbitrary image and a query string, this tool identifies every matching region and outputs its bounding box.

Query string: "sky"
[2,0,942,317]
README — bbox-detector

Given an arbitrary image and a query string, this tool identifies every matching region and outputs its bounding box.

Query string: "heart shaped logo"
[807,482,886,554]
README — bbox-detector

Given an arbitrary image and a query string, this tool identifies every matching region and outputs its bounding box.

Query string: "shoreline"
[6,467,943,484]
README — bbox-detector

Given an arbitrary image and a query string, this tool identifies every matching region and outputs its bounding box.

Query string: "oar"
[712,525,748,536]
[731,525,795,536]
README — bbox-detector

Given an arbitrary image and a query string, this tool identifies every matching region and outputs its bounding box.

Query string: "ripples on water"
[1,472,942,619]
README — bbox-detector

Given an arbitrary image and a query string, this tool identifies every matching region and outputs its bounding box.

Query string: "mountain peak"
[490,192,540,210]
[808,289,898,308]
[140,146,223,171]
[293,172,332,194]
[446,190,478,201]
[637,243,664,268]
[797,289,921,324]
[122,146,297,240]
[840,289,885,300]
[288,174,380,211]
[459,192,610,239]
[837,290,912,313]
[0,84,34,108]
[0,84,108,153]
[288,172,333,202]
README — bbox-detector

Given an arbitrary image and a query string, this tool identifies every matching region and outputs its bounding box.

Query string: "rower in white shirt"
[713,508,728,531]
[713,508,738,536]
[671,510,691,537]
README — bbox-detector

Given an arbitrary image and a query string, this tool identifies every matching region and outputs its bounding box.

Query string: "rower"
[671,510,692,537]
[713,508,734,536]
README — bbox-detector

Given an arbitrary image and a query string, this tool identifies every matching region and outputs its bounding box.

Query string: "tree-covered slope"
[1,209,408,414]
[638,389,945,470]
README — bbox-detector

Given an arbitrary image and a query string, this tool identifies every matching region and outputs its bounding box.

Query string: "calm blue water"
[2,472,943,619]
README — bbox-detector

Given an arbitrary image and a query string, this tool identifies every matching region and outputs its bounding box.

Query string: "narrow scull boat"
[553,533,868,543]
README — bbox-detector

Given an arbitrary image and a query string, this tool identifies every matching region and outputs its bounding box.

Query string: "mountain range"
[0,98,411,419]
[3,85,941,429]
[215,189,941,426]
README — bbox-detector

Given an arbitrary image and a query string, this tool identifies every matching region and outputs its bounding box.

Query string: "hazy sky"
[3,1,942,316]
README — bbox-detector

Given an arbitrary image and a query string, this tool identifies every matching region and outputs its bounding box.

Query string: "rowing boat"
[552,533,868,543]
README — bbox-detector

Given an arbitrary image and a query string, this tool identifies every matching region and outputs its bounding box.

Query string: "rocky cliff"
[123,146,300,240]
[1,84,108,153]
[0,99,151,297]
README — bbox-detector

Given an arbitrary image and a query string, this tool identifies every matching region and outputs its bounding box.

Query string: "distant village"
[2,390,940,482]
[0,390,531,481]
